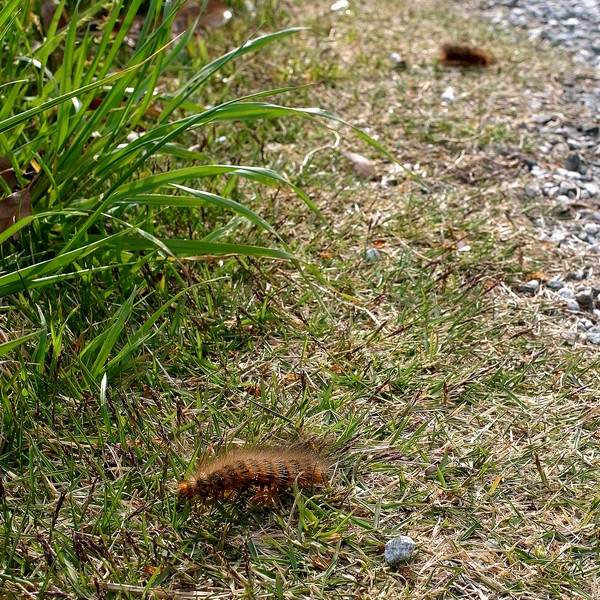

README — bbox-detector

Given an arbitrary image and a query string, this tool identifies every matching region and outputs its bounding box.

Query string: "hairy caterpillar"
[178,446,327,503]
[440,44,495,67]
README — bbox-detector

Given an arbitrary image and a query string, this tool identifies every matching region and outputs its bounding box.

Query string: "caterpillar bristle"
[178,446,327,504]
[440,43,495,67]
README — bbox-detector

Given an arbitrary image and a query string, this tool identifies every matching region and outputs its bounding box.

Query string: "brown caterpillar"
[178,446,327,503]
[440,44,495,67]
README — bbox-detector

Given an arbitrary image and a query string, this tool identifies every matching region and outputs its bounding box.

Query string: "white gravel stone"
[586,327,600,345]
[441,87,455,102]
[525,279,540,292]
[559,288,575,299]
[384,536,416,565]
[584,223,599,235]
[365,248,381,263]
[585,183,599,196]
[565,299,581,312]
[559,181,576,195]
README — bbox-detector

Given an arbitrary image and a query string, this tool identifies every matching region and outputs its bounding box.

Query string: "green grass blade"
[0,232,129,297]
[160,27,307,119]
[0,330,40,357]
[89,235,296,260]
[0,40,173,135]
[0,0,21,41]
[82,288,138,379]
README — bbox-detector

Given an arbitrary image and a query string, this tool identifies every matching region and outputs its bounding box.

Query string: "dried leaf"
[0,187,32,239]
[0,156,17,189]
[527,271,547,282]
[173,0,233,35]
[342,151,375,179]
[311,555,331,570]
[40,1,68,32]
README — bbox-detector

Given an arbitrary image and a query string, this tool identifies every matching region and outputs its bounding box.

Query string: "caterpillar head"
[177,472,210,500]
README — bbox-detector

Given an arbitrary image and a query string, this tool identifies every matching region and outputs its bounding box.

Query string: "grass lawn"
[1,0,599,598]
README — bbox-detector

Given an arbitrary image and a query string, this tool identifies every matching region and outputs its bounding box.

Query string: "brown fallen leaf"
[172,0,233,35]
[0,187,32,239]
[342,150,375,179]
[311,554,332,570]
[40,1,68,32]
[0,156,17,189]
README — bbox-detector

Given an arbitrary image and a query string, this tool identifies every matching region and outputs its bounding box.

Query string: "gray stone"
[565,152,582,171]
[524,186,539,198]
[566,270,586,281]
[565,299,580,312]
[586,327,600,345]
[584,183,599,197]
[384,536,416,565]
[530,166,546,178]
[564,331,579,345]
[365,248,381,263]
[548,279,564,290]
[559,180,577,195]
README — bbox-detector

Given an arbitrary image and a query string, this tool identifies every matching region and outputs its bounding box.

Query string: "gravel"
[474,0,600,345]
[483,0,600,72]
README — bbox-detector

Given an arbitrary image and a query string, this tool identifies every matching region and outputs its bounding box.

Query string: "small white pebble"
[441,87,455,102]
[525,279,539,291]
[584,182,599,197]
[559,288,575,299]
[565,299,580,312]
[384,536,416,565]
[584,223,599,235]
[586,327,600,345]
[365,248,381,263]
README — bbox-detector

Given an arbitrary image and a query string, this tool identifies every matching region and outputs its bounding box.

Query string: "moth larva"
[178,446,327,503]
[440,43,495,67]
